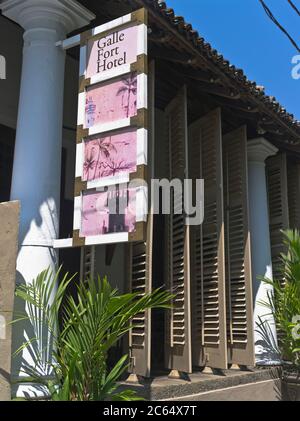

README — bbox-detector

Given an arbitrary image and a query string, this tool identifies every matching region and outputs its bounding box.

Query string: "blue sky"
[166,0,300,120]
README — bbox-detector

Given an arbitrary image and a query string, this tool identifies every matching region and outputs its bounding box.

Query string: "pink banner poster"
[83,129,137,182]
[86,26,139,79]
[85,73,137,128]
[81,187,136,237]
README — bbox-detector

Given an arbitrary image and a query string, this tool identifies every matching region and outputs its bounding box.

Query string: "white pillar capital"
[247,137,278,164]
[1,0,95,38]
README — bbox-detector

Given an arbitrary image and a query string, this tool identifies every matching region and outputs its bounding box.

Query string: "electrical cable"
[287,0,300,17]
[259,0,300,52]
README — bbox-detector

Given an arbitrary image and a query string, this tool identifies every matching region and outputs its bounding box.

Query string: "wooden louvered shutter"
[266,153,289,283]
[287,160,300,229]
[80,246,95,281]
[128,240,153,377]
[223,126,255,366]
[165,86,192,374]
[128,61,155,378]
[189,108,227,369]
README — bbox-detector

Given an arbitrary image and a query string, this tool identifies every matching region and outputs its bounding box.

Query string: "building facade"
[0,0,300,397]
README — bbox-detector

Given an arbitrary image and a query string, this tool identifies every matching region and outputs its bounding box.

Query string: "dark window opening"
[0,124,15,202]
[151,213,167,375]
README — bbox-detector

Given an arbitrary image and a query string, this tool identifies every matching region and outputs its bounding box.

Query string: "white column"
[247,138,280,365]
[2,0,95,397]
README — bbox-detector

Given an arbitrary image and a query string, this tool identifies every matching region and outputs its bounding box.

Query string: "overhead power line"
[259,0,300,53]
[287,0,300,17]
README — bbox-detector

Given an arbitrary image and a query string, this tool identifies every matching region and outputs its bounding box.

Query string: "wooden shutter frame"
[287,159,300,230]
[80,246,95,281]
[189,108,227,370]
[223,126,255,366]
[128,61,155,378]
[165,86,192,374]
[266,152,289,284]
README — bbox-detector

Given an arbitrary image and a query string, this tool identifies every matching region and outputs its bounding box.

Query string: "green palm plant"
[257,229,300,368]
[13,268,172,401]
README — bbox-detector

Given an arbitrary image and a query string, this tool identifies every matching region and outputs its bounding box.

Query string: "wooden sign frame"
[54,8,148,249]
[79,8,148,85]
[75,128,148,190]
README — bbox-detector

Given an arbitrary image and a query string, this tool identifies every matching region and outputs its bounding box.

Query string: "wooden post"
[0,201,20,401]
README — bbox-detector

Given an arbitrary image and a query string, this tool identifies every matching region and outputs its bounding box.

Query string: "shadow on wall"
[11,269,55,399]
[11,199,60,398]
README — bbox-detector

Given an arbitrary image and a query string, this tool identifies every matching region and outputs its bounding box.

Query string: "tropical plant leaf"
[14,269,172,401]
[110,390,145,401]
[258,229,300,368]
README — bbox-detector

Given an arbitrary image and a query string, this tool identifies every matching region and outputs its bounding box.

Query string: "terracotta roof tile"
[143,0,300,139]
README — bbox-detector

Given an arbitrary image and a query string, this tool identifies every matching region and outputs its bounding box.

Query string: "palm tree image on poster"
[83,129,137,182]
[85,72,137,128]
[116,74,137,118]
[81,186,136,237]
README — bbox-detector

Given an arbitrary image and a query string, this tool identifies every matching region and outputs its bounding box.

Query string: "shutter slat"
[287,160,300,230]
[80,246,95,281]
[128,61,155,377]
[165,86,192,374]
[266,153,289,285]
[189,108,227,369]
[223,126,255,366]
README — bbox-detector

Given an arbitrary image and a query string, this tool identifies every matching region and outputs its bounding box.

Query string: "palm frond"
[14,269,172,401]
[260,229,300,368]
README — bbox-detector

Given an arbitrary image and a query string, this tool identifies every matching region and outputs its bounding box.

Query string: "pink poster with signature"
[83,129,137,182]
[86,26,139,79]
[85,73,137,128]
[81,187,136,237]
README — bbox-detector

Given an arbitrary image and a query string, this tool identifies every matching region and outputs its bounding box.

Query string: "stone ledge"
[119,368,280,401]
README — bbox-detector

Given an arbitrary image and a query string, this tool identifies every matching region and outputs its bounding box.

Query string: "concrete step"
[164,379,279,401]
[120,368,281,401]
